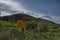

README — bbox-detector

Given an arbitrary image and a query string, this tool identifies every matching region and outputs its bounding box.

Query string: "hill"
[0,13,36,23]
[0,13,60,40]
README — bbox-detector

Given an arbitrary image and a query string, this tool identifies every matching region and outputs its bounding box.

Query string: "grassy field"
[0,20,60,40]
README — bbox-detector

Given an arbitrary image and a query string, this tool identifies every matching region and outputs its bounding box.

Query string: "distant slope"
[0,13,37,23]
[0,13,60,28]
[0,13,60,25]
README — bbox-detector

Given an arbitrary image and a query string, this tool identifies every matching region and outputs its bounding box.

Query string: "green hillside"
[0,13,60,40]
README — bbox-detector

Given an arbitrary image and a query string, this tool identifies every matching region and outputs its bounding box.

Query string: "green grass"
[0,20,16,27]
[0,20,60,40]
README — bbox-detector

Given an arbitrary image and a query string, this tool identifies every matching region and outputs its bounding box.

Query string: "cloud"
[1,11,11,16]
[0,0,24,11]
[0,0,29,15]
[0,0,46,18]
[49,16,60,24]
[0,0,47,18]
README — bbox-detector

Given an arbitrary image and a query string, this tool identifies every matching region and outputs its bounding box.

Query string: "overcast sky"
[0,0,60,24]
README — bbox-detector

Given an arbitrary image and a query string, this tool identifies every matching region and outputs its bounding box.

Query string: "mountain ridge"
[0,13,60,25]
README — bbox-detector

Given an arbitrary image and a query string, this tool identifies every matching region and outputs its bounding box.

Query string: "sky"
[0,0,60,24]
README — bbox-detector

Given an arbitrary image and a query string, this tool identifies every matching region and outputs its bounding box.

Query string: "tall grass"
[0,20,60,40]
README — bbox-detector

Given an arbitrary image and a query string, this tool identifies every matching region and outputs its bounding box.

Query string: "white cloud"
[0,0,25,11]
[0,0,46,18]
[1,11,11,16]
[49,16,60,24]
[0,0,30,15]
